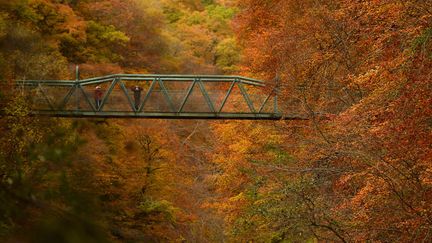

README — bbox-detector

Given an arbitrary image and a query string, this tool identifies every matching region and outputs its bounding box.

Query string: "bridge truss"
[16,74,306,120]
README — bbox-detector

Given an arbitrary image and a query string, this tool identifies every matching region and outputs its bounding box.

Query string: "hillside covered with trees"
[0,0,431,242]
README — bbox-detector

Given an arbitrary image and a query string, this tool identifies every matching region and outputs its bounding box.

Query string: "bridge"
[16,73,307,120]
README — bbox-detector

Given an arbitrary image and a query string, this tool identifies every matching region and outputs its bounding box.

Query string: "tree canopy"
[0,0,431,242]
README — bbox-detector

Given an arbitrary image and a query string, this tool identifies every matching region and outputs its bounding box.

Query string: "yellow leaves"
[0,12,8,39]
[207,120,291,238]
[2,95,43,154]
[352,66,381,87]
[229,192,245,202]
[350,180,375,208]
[420,167,432,186]
[253,198,268,207]
[229,137,252,154]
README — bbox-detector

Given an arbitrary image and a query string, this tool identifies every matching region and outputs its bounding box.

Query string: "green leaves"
[215,38,240,72]
[86,21,129,44]
[85,21,129,62]
[411,27,432,58]
[138,198,179,223]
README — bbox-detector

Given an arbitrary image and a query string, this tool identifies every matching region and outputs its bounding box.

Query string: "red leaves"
[230,0,432,241]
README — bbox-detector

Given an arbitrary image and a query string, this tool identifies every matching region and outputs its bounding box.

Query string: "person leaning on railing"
[131,85,143,110]
[94,85,103,109]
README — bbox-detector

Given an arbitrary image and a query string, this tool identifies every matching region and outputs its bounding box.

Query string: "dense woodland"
[0,0,431,242]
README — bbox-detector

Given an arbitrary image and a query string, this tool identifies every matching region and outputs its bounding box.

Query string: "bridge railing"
[15,74,306,120]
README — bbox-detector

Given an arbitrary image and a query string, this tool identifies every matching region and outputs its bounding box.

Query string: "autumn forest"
[0,0,431,242]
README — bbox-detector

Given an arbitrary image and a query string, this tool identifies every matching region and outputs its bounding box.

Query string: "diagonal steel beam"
[37,83,55,110]
[258,93,272,114]
[139,79,157,112]
[237,81,256,113]
[98,78,117,111]
[78,85,96,112]
[158,78,175,112]
[75,83,79,111]
[274,92,279,114]
[58,85,76,110]
[218,80,236,113]
[119,80,136,112]
[178,80,196,112]
[197,78,216,113]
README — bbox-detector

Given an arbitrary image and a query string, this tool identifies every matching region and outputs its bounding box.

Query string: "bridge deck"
[30,111,306,120]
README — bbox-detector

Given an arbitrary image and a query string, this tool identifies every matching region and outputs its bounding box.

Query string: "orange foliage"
[214,0,432,241]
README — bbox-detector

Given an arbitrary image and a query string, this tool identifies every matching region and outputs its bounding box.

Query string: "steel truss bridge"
[16,74,306,120]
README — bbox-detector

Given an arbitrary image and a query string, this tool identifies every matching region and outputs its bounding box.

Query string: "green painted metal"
[78,85,96,112]
[197,78,215,113]
[258,93,271,113]
[139,78,157,112]
[237,81,256,113]
[158,78,176,112]
[99,79,117,111]
[218,80,236,113]
[27,111,304,120]
[59,85,76,110]
[76,65,80,81]
[15,73,307,120]
[75,84,79,111]
[178,79,196,112]
[18,75,264,86]
[37,83,55,110]
[119,80,136,112]
[274,75,280,114]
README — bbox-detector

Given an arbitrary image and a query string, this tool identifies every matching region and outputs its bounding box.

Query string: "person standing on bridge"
[131,85,143,110]
[94,85,103,110]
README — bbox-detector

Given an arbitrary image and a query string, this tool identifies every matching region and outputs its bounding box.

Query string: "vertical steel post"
[274,74,279,114]
[75,65,80,81]
[75,65,80,111]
